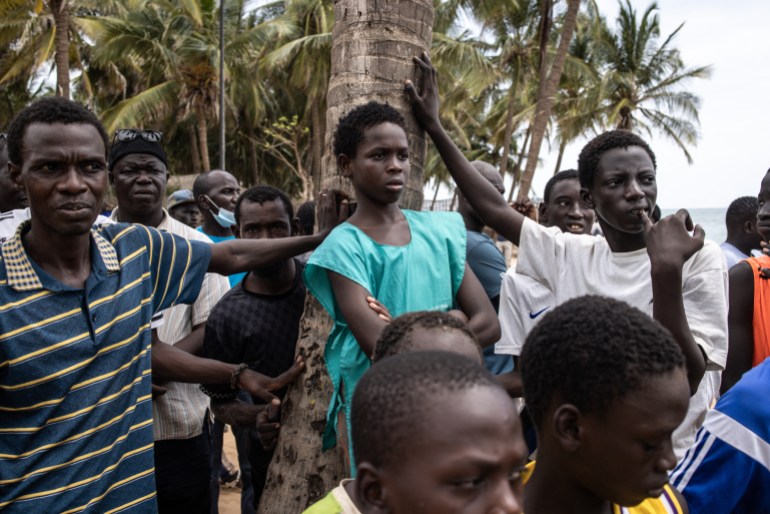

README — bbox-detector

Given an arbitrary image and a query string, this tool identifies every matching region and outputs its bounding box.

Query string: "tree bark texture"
[259,1,434,511]
[517,0,581,200]
[322,0,434,210]
[50,0,70,99]
[196,108,211,171]
[257,294,346,514]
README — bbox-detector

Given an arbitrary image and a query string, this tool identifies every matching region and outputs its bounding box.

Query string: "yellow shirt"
[522,462,684,514]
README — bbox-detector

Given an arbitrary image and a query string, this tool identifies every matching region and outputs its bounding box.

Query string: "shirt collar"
[1,220,120,292]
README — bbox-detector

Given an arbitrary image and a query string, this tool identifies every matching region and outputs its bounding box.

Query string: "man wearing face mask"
[193,169,246,286]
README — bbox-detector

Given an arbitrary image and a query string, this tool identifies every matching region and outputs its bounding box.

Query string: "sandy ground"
[218,428,245,514]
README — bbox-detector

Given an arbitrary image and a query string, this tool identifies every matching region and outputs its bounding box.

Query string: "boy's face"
[367,386,526,514]
[757,171,770,241]
[575,368,689,506]
[339,122,410,206]
[581,146,656,237]
[540,178,595,234]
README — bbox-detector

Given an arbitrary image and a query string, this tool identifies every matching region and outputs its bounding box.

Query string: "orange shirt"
[747,255,770,366]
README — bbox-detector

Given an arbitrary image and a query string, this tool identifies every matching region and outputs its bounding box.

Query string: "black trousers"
[154,419,212,514]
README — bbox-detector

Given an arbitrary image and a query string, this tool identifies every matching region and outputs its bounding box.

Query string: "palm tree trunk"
[310,102,324,198]
[508,125,531,203]
[430,179,441,210]
[498,58,521,178]
[188,126,201,175]
[517,0,581,200]
[247,123,260,185]
[196,108,211,171]
[553,138,567,175]
[258,1,435,512]
[49,0,70,99]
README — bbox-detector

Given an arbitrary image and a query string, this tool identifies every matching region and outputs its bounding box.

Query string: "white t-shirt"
[512,218,729,458]
[497,265,554,357]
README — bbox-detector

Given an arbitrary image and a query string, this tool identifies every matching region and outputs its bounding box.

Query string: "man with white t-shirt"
[496,169,595,366]
[412,73,728,460]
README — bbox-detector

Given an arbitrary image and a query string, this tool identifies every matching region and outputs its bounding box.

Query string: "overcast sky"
[527,0,770,209]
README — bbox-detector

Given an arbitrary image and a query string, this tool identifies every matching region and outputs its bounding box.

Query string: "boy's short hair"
[351,351,499,468]
[373,310,481,362]
[234,185,294,225]
[7,96,109,167]
[543,169,579,205]
[296,200,316,235]
[725,196,758,227]
[333,101,407,158]
[577,130,656,189]
[520,295,684,428]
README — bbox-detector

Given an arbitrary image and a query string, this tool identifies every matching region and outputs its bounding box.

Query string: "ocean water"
[661,207,726,245]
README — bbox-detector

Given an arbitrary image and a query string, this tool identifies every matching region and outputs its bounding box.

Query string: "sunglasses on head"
[113,129,163,144]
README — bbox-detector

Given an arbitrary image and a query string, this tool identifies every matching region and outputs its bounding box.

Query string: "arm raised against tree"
[406,53,526,246]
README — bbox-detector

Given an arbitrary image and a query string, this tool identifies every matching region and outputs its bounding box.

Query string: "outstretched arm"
[151,340,305,403]
[455,263,501,347]
[643,210,707,395]
[406,53,526,245]
[208,191,348,276]
[721,262,754,394]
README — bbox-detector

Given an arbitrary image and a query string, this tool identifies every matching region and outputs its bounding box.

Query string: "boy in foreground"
[406,53,727,456]
[305,351,527,513]
[520,296,690,513]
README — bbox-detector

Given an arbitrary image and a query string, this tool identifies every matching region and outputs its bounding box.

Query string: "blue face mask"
[205,196,236,228]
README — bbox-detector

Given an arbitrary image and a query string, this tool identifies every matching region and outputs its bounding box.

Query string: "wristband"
[230,363,249,390]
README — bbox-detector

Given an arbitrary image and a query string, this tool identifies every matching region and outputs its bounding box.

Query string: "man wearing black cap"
[108,130,232,513]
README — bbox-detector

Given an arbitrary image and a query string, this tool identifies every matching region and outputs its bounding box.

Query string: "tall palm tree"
[0,0,125,99]
[598,0,710,163]
[517,0,581,199]
[81,0,286,172]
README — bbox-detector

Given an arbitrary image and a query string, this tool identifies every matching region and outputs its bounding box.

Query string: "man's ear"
[290,217,300,236]
[108,171,115,186]
[197,194,211,211]
[553,404,583,453]
[744,219,755,234]
[8,162,21,185]
[356,462,389,513]
[580,188,595,209]
[538,202,549,225]
[338,154,352,178]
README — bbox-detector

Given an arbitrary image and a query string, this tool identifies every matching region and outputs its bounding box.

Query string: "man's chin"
[251,263,285,278]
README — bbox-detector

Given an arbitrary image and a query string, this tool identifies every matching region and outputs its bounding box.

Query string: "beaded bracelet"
[230,363,249,390]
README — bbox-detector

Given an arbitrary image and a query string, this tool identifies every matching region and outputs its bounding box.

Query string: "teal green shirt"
[304,210,466,454]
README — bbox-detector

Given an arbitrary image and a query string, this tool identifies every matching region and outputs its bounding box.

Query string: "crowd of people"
[0,52,768,514]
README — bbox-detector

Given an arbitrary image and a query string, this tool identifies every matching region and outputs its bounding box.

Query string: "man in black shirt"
[201,185,306,510]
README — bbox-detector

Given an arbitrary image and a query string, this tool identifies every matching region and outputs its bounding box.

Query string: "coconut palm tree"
[0,0,126,99]
[597,0,710,163]
[517,0,581,199]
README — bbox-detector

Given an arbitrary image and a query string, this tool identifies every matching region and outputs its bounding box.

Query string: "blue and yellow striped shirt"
[0,221,211,513]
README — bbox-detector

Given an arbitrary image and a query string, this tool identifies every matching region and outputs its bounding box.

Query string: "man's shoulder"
[688,239,727,272]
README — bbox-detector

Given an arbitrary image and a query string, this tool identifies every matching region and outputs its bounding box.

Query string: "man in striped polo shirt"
[0,97,335,513]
